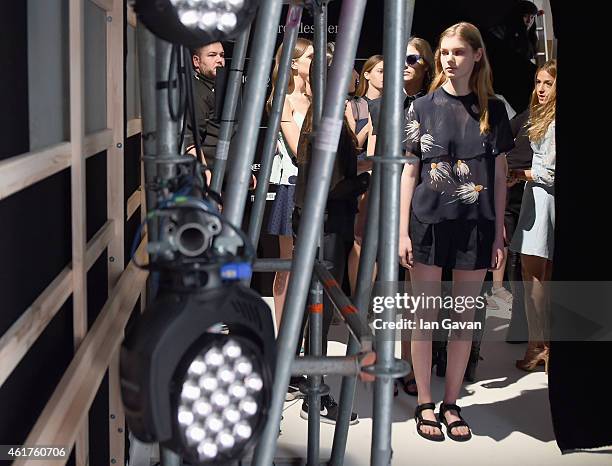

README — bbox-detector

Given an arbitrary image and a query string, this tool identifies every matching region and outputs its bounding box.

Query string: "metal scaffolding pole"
[370,0,409,464]
[306,7,327,463]
[210,25,252,193]
[247,5,303,250]
[312,1,328,125]
[306,279,323,466]
[329,168,381,466]
[251,1,368,464]
[136,24,158,246]
[220,0,285,237]
[154,38,182,466]
[155,39,179,180]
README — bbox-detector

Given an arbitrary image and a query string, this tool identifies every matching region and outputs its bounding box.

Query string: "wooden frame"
[12,241,148,466]
[0,129,113,202]
[0,1,145,465]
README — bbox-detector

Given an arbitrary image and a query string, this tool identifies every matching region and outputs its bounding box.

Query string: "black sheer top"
[403,87,514,224]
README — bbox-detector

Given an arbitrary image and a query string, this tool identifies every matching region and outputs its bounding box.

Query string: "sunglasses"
[405,54,421,66]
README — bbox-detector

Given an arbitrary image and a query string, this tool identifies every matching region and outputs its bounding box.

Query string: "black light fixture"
[120,278,276,465]
[134,0,259,48]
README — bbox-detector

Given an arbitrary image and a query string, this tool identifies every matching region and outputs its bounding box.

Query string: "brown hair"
[407,37,435,92]
[429,22,495,134]
[528,59,556,142]
[354,55,383,98]
[266,38,312,112]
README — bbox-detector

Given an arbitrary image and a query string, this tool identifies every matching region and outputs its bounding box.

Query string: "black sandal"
[414,403,444,442]
[398,376,418,396]
[439,403,472,442]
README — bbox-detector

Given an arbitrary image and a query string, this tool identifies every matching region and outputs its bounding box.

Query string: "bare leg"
[441,268,487,437]
[521,254,551,343]
[518,254,553,369]
[348,240,361,295]
[492,247,507,290]
[409,262,442,436]
[400,271,416,390]
[273,235,293,331]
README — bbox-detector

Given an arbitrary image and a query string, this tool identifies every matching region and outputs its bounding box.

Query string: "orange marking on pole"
[323,278,339,289]
[309,303,323,314]
[341,305,358,315]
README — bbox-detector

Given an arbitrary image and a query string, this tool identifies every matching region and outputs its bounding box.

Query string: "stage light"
[134,0,259,48]
[120,282,276,465]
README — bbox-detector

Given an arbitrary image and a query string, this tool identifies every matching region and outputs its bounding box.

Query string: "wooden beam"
[69,0,88,463]
[0,220,114,388]
[127,117,142,137]
[85,220,115,269]
[0,269,72,388]
[0,128,112,202]
[107,0,126,465]
[13,242,149,466]
[0,142,71,201]
[84,128,113,158]
[90,0,113,12]
[126,188,141,220]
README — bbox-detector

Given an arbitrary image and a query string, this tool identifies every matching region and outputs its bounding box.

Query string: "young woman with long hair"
[399,23,514,442]
[288,57,365,423]
[397,37,435,398]
[345,55,384,294]
[266,38,313,329]
[345,55,383,151]
[509,59,556,371]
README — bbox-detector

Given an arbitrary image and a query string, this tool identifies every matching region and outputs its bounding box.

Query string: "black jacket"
[185,73,221,164]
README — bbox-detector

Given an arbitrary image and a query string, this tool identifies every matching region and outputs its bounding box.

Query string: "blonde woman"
[266,38,313,329]
[399,23,514,442]
[509,59,556,371]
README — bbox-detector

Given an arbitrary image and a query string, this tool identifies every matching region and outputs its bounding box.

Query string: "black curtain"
[548,0,612,454]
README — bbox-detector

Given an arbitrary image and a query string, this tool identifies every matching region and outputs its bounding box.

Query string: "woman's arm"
[279,98,302,157]
[399,155,419,268]
[492,155,508,269]
[356,119,370,149]
[366,113,377,156]
[345,102,356,134]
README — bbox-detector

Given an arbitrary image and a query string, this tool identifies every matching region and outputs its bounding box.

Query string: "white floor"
[265,296,612,466]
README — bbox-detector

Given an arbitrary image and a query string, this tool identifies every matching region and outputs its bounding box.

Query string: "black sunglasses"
[405,54,421,66]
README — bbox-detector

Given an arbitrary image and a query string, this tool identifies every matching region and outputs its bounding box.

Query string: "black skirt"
[266,184,295,236]
[410,213,495,270]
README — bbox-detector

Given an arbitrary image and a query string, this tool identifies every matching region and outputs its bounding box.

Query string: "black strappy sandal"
[414,403,445,442]
[439,403,472,442]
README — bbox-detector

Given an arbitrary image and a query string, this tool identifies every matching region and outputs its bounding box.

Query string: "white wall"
[27,0,69,151]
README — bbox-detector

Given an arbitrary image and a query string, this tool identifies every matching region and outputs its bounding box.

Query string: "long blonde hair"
[407,37,435,92]
[354,55,383,98]
[528,59,557,142]
[266,38,312,112]
[430,22,495,134]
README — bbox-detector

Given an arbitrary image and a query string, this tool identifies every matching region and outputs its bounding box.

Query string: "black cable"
[177,46,189,151]
[167,44,178,121]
